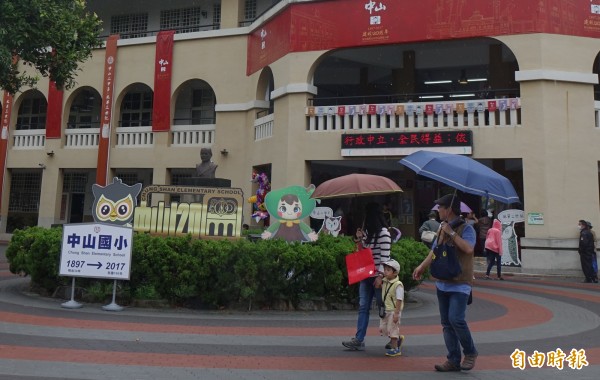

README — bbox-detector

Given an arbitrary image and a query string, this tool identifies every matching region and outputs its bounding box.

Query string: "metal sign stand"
[102,279,123,311]
[61,277,83,309]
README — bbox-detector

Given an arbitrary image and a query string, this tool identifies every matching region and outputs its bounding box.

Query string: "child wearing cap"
[380,259,405,357]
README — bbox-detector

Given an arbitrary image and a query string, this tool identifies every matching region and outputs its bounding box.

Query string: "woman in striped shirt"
[343,202,392,351]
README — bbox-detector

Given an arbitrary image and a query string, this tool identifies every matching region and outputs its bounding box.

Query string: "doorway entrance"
[69,193,85,223]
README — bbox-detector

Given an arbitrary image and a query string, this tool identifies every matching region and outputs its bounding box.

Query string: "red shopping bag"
[345,247,376,285]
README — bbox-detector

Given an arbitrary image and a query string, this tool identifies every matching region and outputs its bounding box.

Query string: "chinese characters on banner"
[96,35,119,186]
[152,30,175,132]
[341,131,472,149]
[0,91,14,209]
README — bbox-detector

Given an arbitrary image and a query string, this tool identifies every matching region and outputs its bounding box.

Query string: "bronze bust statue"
[195,148,218,178]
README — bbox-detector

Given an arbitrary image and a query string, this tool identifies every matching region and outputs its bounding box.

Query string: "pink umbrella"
[311,173,402,199]
[432,202,472,213]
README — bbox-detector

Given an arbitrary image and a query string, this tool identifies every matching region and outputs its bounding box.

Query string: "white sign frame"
[59,223,133,280]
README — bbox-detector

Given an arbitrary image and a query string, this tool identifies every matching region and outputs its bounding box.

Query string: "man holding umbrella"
[412,194,479,372]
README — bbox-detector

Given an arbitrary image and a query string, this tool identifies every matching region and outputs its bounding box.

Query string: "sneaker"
[461,354,478,371]
[397,335,405,353]
[434,360,460,372]
[498,277,505,281]
[342,338,365,351]
[384,340,393,349]
[385,346,402,357]
[485,275,490,280]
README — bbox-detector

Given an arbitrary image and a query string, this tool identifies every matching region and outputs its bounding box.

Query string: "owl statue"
[92,177,142,225]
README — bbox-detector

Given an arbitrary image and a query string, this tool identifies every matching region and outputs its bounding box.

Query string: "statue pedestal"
[181,177,231,187]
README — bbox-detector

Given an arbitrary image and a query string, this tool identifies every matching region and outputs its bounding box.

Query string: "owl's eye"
[118,204,129,216]
[95,196,115,222]
[100,204,111,216]
[115,197,133,218]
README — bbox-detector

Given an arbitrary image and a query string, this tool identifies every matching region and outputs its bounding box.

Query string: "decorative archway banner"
[248,0,600,75]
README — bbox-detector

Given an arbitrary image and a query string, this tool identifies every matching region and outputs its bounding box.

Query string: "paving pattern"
[1,256,599,380]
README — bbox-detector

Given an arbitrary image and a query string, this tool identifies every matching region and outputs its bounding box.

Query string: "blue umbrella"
[399,151,520,204]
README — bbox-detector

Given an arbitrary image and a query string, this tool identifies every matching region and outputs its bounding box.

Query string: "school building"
[1,0,600,274]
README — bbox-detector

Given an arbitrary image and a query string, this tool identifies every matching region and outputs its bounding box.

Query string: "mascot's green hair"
[264,184,316,220]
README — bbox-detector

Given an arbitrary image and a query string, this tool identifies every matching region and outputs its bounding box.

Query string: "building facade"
[1,0,600,274]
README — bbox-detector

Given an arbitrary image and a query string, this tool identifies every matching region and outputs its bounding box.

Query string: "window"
[16,96,47,130]
[9,172,42,212]
[114,172,139,186]
[121,91,153,127]
[213,4,221,29]
[191,89,216,124]
[111,13,148,39]
[68,90,99,129]
[63,173,89,193]
[245,0,257,21]
[160,7,202,34]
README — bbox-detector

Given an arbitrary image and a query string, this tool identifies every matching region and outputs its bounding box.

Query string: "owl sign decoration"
[92,178,142,226]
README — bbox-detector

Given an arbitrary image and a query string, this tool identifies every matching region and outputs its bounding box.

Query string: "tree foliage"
[0,0,102,94]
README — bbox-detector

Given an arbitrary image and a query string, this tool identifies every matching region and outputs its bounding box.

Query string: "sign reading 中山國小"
[59,223,133,280]
[341,131,472,156]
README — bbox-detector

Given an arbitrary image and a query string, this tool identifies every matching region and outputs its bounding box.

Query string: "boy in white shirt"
[380,259,405,357]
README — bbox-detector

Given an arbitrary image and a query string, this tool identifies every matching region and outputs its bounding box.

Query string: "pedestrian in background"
[343,202,392,351]
[578,220,596,283]
[476,209,492,256]
[419,211,440,248]
[586,221,598,283]
[484,219,503,280]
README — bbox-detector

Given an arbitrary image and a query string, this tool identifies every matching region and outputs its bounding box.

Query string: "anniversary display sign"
[133,185,244,239]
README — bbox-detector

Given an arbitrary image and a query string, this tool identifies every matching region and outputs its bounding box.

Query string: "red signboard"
[248,0,600,75]
[96,35,119,186]
[45,81,63,139]
[152,30,175,132]
[0,91,14,209]
[341,131,472,150]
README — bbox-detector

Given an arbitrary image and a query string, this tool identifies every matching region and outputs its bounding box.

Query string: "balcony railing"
[12,129,45,149]
[171,124,215,146]
[65,128,100,148]
[254,113,274,141]
[98,25,221,40]
[116,126,154,147]
[306,98,521,132]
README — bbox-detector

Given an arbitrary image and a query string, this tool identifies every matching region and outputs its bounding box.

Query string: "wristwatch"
[450,231,457,238]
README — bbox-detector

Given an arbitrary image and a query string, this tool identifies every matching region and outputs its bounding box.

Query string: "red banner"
[152,30,175,132]
[248,0,600,75]
[0,91,14,209]
[45,81,63,138]
[96,35,119,186]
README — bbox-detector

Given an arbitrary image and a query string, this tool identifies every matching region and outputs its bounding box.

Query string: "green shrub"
[6,227,429,309]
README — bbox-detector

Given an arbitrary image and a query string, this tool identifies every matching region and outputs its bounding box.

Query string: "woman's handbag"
[430,242,462,280]
[345,247,376,285]
[421,230,437,244]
